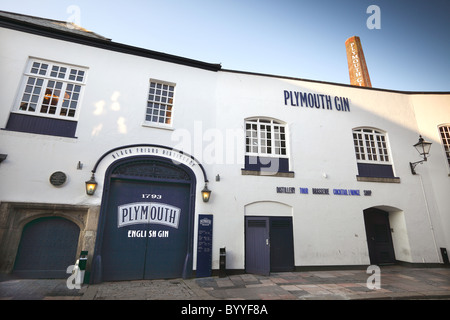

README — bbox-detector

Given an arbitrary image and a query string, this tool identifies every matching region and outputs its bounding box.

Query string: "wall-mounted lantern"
[85,173,98,195]
[410,135,432,175]
[201,183,211,202]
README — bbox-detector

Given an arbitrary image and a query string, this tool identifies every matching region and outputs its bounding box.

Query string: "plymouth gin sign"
[118,202,181,238]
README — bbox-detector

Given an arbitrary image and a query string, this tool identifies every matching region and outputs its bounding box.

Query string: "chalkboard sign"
[196,214,213,277]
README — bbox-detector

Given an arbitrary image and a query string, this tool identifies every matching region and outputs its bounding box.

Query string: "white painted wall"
[211,71,449,268]
[1,26,449,271]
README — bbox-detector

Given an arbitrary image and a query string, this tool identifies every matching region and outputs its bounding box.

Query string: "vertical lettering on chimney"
[345,36,372,88]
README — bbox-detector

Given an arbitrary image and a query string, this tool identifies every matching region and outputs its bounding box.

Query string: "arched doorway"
[363,208,396,265]
[245,216,295,276]
[244,201,295,276]
[92,156,196,282]
[14,217,80,278]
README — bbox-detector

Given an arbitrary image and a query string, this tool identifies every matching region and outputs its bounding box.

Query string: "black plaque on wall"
[49,171,67,187]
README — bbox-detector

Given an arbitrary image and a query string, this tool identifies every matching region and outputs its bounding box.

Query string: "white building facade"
[0,12,449,282]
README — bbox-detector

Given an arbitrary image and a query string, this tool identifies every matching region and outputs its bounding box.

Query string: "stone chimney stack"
[345,36,372,87]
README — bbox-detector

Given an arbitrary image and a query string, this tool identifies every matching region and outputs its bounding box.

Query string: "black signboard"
[196,214,213,277]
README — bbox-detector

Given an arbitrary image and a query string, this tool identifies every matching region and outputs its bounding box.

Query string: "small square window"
[145,80,175,126]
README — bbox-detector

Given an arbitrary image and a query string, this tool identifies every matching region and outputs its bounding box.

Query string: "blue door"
[101,179,191,281]
[270,217,295,272]
[245,216,294,275]
[245,217,270,276]
[101,179,148,281]
[98,158,195,282]
[14,217,80,278]
[143,181,191,279]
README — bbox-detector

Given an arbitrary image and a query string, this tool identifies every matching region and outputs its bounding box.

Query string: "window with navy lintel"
[352,127,399,182]
[243,118,293,176]
[4,58,87,138]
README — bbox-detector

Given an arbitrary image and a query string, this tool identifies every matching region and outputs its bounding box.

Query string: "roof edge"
[221,69,450,95]
[0,12,222,72]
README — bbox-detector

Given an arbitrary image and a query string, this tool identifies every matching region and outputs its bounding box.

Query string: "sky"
[1,0,449,92]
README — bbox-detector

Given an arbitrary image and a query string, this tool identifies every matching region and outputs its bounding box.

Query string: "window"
[245,118,287,157]
[438,125,450,169]
[145,80,175,126]
[17,59,86,119]
[243,118,292,176]
[5,58,87,138]
[352,127,399,182]
[353,128,390,163]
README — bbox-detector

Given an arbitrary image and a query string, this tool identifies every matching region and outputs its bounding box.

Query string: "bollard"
[441,248,450,265]
[78,250,88,284]
[219,247,226,278]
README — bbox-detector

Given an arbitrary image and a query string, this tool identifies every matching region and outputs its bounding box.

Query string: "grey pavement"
[1,265,450,300]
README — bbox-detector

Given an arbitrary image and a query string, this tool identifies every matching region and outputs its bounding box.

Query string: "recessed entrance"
[363,208,396,265]
[245,216,294,276]
[92,157,196,282]
[14,217,80,278]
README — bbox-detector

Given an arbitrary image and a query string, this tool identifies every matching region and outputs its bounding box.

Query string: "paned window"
[4,58,87,138]
[245,118,287,157]
[438,125,450,168]
[353,128,390,163]
[352,127,398,181]
[145,80,175,126]
[17,59,86,119]
[243,118,291,175]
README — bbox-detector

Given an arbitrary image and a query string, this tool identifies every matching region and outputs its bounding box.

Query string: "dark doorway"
[245,216,294,275]
[94,157,196,282]
[14,217,80,278]
[270,217,295,272]
[363,208,396,265]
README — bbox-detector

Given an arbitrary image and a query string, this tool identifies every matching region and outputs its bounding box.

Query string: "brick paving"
[1,265,449,300]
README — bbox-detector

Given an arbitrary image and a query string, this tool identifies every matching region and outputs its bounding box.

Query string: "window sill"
[356,176,400,183]
[141,122,174,131]
[241,169,295,178]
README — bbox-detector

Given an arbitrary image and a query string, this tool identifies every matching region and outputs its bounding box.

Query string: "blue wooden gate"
[97,158,195,281]
[14,217,80,278]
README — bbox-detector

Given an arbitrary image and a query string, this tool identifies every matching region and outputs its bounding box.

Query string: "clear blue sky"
[1,0,449,92]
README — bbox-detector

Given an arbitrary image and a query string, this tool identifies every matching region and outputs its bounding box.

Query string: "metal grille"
[112,160,191,181]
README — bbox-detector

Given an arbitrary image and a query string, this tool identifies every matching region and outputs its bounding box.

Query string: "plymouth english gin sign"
[118,202,181,229]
